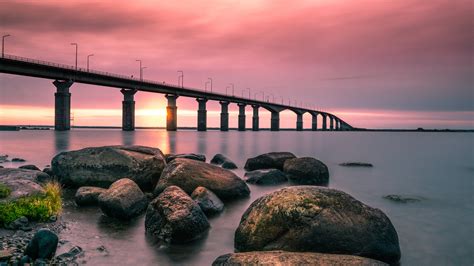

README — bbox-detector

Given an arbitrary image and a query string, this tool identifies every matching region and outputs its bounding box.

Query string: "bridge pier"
[271,111,280,131]
[296,113,303,131]
[166,94,179,131]
[335,119,340,131]
[197,98,208,131]
[311,113,318,131]
[330,116,334,130]
[252,105,259,131]
[238,103,246,131]
[219,101,229,131]
[54,80,73,131]
[121,89,137,131]
[322,114,327,131]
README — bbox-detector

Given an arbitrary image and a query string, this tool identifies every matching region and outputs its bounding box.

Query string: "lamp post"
[177,70,184,87]
[2,34,10,58]
[136,59,142,80]
[229,83,234,96]
[87,54,94,71]
[208,78,213,92]
[141,67,147,81]
[71,43,78,70]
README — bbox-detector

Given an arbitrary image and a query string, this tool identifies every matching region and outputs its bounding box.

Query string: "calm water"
[0,130,473,265]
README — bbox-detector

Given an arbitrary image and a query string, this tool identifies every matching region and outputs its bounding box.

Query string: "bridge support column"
[322,114,327,131]
[271,111,280,131]
[121,89,137,131]
[330,116,334,130]
[252,105,259,131]
[219,101,229,131]
[296,113,303,131]
[54,80,73,131]
[238,103,246,131]
[166,94,179,131]
[335,119,340,131]
[197,98,208,131]
[311,113,318,131]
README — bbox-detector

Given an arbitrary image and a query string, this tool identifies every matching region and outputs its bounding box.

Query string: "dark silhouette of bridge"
[0,54,353,131]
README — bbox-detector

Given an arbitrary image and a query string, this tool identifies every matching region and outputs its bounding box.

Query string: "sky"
[0,0,472,129]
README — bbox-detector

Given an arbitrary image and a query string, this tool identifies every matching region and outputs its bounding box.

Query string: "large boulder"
[210,154,238,169]
[212,251,387,266]
[145,186,210,243]
[244,152,296,171]
[283,157,329,185]
[234,186,401,264]
[244,169,287,185]
[0,168,46,201]
[166,153,206,163]
[191,186,224,215]
[24,229,58,260]
[75,186,107,206]
[51,145,166,191]
[154,158,249,201]
[98,178,148,219]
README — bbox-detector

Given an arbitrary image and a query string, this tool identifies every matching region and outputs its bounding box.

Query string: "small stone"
[11,158,26,162]
[339,162,373,167]
[383,195,423,203]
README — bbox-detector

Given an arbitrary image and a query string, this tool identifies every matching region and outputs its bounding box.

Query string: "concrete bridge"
[0,54,353,131]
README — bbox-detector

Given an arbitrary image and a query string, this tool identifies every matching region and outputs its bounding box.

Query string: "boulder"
[12,158,26,162]
[244,152,296,171]
[24,228,58,260]
[234,186,401,264]
[191,186,224,215]
[0,168,45,202]
[75,186,107,206]
[211,154,238,169]
[19,165,41,171]
[283,157,329,185]
[145,186,210,243]
[340,162,373,167]
[245,169,287,185]
[212,251,387,266]
[51,145,166,191]
[166,153,206,163]
[42,167,54,177]
[154,158,249,201]
[98,178,148,219]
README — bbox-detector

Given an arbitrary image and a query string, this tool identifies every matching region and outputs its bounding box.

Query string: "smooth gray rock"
[283,157,329,185]
[235,186,401,264]
[75,186,107,206]
[0,168,45,202]
[166,153,206,163]
[191,186,224,215]
[210,154,238,169]
[24,229,58,260]
[244,152,296,171]
[244,169,287,185]
[98,178,148,219]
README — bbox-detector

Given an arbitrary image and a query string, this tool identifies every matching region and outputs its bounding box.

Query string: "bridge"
[0,54,353,131]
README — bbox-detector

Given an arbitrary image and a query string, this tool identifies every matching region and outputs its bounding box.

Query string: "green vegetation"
[0,182,62,224]
[0,183,11,198]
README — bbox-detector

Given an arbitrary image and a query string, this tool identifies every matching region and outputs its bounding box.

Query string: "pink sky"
[0,0,472,129]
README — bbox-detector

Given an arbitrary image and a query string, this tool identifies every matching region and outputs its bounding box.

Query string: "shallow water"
[0,129,473,265]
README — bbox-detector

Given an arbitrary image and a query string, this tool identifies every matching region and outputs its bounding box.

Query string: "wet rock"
[74,186,107,206]
[0,155,9,163]
[235,186,401,264]
[191,186,224,215]
[244,169,287,185]
[211,154,238,169]
[24,229,58,260]
[42,167,54,177]
[98,178,148,219]
[154,158,250,201]
[166,153,206,163]
[145,186,210,243]
[383,194,423,203]
[212,251,388,266]
[53,246,84,263]
[5,216,31,231]
[51,145,166,191]
[283,157,329,185]
[0,166,3,168]
[340,162,373,167]
[18,165,41,171]
[244,152,296,171]
[12,158,26,162]
[0,168,45,202]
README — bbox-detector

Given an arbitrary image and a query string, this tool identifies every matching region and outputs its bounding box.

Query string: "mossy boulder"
[244,152,296,171]
[154,158,249,201]
[52,145,166,191]
[98,178,148,219]
[235,186,401,264]
[283,157,329,185]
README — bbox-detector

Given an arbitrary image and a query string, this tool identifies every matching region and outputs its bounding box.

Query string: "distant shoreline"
[0,125,472,132]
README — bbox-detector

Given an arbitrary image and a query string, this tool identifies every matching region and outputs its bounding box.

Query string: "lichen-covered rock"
[154,158,249,201]
[191,186,224,215]
[145,186,210,243]
[283,157,329,185]
[0,168,45,202]
[235,186,401,264]
[51,145,166,191]
[24,229,58,260]
[75,186,107,206]
[212,251,388,266]
[244,152,296,171]
[245,169,287,185]
[166,153,206,163]
[211,154,238,169]
[98,178,148,219]
[19,165,41,171]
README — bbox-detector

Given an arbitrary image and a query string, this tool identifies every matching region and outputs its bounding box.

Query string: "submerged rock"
[166,153,206,163]
[191,186,224,215]
[24,229,58,260]
[19,165,41,171]
[98,178,148,219]
[52,145,166,191]
[12,158,26,162]
[211,154,238,169]
[244,152,296,171]
[154,158,250,201]
[244,169,287,185]
[340,162,374,167]
[234,186,401,264]
[0,168,46,201]
[145,186,210,243]
[75,186,107,206]
[283,157,329,185]
[384,194,423,203]
[212,251,388,266]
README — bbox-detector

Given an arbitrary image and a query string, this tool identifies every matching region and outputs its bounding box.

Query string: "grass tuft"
[0,183,11,198]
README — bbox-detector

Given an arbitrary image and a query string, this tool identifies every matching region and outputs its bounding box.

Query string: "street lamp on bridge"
[177,71,184,87]
[2,34,10,58]
[70,43,78,70]
[208,78,213,92]
[136,59,143,81]
[87,54,94,71]
[141,67,147,81]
